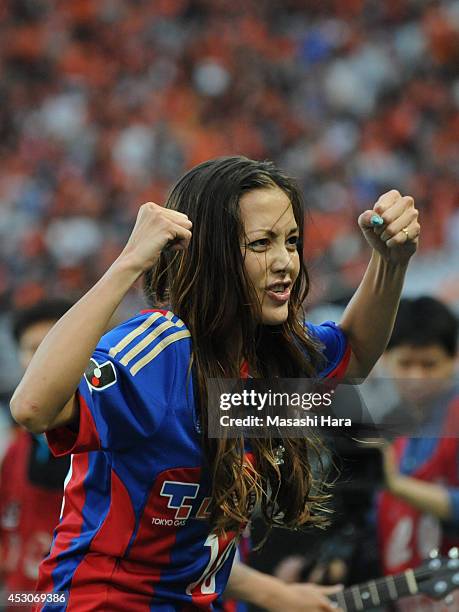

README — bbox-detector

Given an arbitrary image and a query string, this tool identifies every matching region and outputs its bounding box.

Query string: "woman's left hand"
[358,190,420,265]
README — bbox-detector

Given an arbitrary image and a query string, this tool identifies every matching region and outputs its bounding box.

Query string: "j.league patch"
[84,358,117,391]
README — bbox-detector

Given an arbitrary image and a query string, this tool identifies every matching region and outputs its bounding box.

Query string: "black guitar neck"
[328,569,420,611]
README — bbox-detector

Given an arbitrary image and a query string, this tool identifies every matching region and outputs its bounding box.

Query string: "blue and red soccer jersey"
[36,310,350,611]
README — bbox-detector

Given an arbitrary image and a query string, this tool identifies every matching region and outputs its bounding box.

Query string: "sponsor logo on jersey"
[151,481,211,527]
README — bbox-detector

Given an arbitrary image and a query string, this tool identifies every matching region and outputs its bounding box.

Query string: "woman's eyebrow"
[246,226,299,237]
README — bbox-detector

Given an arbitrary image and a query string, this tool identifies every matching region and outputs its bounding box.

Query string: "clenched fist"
[120,202,192,273]
[359,190,420,265]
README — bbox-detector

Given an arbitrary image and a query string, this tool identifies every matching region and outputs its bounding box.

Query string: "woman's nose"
[270,244,295,274]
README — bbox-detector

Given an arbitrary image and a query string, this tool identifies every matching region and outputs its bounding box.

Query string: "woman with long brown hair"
[11,156,420,611]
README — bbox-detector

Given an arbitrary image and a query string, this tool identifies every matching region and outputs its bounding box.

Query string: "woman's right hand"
[120,202,193,273]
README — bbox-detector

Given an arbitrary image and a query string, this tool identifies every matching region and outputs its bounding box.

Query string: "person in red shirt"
[377,297,459,611]
[0,300,72,606]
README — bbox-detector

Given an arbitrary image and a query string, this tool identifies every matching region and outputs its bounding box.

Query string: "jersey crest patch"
[84,357,117,391]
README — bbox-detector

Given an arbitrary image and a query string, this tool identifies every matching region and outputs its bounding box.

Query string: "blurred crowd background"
[0,0,459,395]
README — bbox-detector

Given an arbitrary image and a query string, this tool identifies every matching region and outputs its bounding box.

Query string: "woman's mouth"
[265,283,291,304]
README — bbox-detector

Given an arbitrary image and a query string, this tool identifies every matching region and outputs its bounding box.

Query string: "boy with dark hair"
[0,300,72,606]
[11,299,78,360]
[387,296,457,357]
[378,296,459,611]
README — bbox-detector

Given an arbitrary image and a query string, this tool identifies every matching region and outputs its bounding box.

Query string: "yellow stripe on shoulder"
[130,329,191,376]
[109,311,176,359]
[119,314,184,367]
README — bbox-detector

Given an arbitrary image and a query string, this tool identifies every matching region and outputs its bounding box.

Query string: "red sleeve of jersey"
[46,392,101,456]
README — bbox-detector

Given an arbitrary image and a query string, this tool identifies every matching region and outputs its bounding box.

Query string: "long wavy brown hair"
[144,156,331,535]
